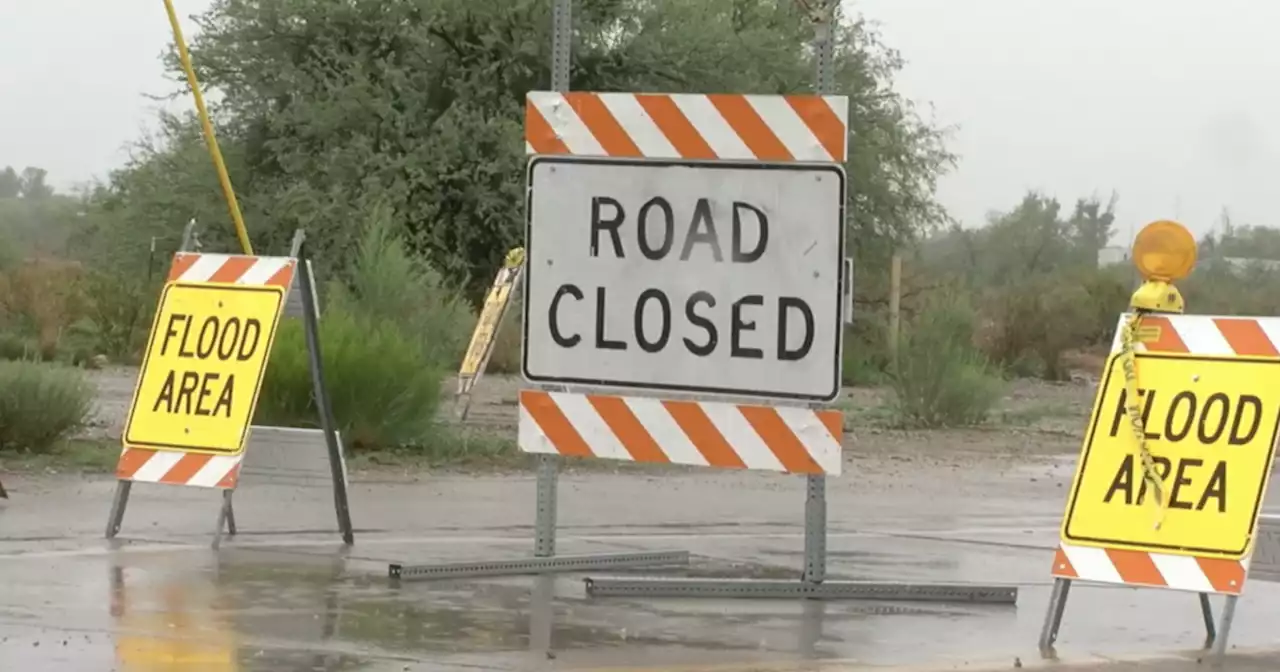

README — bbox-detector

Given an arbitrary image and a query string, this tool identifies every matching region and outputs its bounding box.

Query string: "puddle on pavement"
[100,546,778,671]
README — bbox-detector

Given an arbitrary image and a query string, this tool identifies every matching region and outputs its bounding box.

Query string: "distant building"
[1097,246,1129,267]
[1215,257,1280,272]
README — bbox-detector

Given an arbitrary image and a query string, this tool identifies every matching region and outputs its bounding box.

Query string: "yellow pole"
[161,0,254,255]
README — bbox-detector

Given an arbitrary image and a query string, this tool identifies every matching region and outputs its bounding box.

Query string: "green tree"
[17,167,53,200]
[83,0,954,304]
[0,167,19,199]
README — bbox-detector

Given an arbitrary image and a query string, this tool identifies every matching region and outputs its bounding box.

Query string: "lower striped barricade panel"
[116,448,243,489]
[1051,543,1247,595]
[518,390,843,475]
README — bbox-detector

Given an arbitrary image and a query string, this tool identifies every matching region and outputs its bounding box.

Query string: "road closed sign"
[522,157,846,402]
[1061,352,1280,559]
[123,282,286,456]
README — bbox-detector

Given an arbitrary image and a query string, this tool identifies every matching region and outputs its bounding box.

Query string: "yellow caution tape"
[1118,311,1169,529]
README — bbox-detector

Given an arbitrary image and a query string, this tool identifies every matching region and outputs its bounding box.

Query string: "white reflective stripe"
[702,403,785,472]
[129,451,185,482]
[597,93,679,158]
[235,257,291,285]
[529,92,605,156]
[1061,544,1123,584]
[186,455,242,488]
[1172,315,1232,355]
[1256,318,1280,354]
[670,94,753,159]
[517,404,556,455]
[1149,553,1214,592]
[775,406,842,476]
[744,95,829,161]
[178,254,233,282]
[625,396,708,467]
[551,392,629,461]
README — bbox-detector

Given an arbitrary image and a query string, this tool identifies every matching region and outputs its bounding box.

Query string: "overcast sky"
[3,0,1278,243]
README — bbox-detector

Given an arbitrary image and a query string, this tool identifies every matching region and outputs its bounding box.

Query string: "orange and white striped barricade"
[388,88,1017,605]
[105,224,353,546]
[1040,312,1280,659]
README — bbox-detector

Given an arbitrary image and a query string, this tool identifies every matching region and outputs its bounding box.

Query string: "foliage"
[255,303,445,450]
[0,361,93,453]
[256,211,469,450]
[0,258,87,360]
[77,0,954,305]
[339,203,473,368]
[79,269,157,361]
[889,296,1004,428]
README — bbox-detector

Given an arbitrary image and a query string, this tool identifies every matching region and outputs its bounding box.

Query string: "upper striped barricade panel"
[518,390,844,475]
[167,252,297,289]
[1109,314,1280,358]
[1052,543,1248,595]
[525,92,849,163]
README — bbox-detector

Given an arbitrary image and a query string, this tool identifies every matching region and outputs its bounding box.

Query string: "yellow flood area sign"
[123,282,286,456]
[1062,352,1280,559]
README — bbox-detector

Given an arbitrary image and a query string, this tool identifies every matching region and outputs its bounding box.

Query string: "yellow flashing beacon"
[1129,219,1197,314]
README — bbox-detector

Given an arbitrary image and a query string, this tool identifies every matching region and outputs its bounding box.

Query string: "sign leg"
[803,474,827,585]
[213,493,231,550]
[222,490,238,536]
[297,243,355,545]
[1209,594,1239,662]
[1199,592,1216,650]
[534,455,558,558]
[105,480,132,539]
[1038,578,1072,657]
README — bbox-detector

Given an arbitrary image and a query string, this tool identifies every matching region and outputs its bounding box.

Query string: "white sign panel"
[522,156,846,402]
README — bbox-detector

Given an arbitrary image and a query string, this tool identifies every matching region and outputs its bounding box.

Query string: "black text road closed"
[522,157,846,401]
[1061,353,1280,559]
[123,283,285,456]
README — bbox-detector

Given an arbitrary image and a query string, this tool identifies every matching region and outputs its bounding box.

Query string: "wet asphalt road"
[2,448,1280,671]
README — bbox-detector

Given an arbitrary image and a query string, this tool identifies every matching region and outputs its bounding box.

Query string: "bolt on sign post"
[1039,220,1280,662]
[455,246,526,421]
[389,0,1016,606]
[105,223,354,547]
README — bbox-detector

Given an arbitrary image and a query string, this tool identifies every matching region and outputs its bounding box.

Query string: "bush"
[81,268,155,360]
[0,360,93,452]
[890,297,1004,428]
[0,258,87,359]
[342,203,473,370]
[255,208,465,450]
[255,297,446,451]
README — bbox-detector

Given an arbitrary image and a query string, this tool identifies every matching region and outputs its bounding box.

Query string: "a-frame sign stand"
[105,221,353,547]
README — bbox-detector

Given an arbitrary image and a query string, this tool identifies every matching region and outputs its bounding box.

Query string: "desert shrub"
[841,318,890,386]
[256,210,462,450]
[342,204,473,369]
[81,268,155,360]
[978,271,1095,380]
[0,360,93,452]
[890,296,1004,428]
[0,258,86,357]
[255,299,446,450]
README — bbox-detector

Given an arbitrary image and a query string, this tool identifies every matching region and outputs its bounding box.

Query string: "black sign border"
[521,155,847,403]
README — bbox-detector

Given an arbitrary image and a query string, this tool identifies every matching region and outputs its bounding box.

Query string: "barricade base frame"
[1038,576,1237,662]
[104,225,354,548]
[391,388,1018,605]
